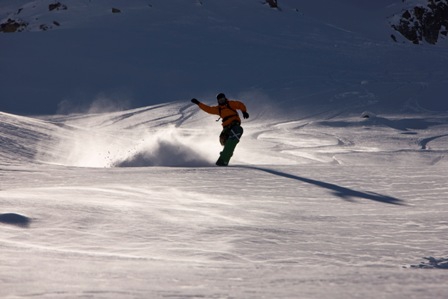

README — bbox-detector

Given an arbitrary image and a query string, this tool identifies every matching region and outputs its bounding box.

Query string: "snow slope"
[2,0,448,115]
[1,1,448,298]
[2,101,448,298]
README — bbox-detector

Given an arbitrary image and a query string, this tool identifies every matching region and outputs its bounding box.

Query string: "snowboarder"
[191,93,249,166]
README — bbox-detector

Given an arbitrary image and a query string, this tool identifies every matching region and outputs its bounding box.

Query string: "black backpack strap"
[217,102,239,123]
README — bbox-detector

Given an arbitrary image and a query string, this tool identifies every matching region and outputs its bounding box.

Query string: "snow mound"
[0,213,31,228]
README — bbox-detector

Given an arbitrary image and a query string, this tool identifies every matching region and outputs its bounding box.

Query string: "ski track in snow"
[418,133,448,150]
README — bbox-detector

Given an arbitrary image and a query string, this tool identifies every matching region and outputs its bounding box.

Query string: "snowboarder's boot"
[215,157,228,166]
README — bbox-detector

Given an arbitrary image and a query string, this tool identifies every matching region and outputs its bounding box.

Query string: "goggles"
[217,97,227,105]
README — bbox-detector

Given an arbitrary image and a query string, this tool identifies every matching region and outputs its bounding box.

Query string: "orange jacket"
[198,100,247,127]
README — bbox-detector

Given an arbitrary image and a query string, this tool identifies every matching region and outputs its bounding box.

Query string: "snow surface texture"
[1,1,448,299]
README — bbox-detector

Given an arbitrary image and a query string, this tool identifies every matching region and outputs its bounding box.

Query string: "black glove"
[242,111,249,119]
[191,98,200,105]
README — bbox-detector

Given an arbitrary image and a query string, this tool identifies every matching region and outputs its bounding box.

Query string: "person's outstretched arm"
[191,98,220,115]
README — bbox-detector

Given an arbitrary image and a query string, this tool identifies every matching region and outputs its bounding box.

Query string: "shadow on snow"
[239,165,405,205]
[0,213,31,228]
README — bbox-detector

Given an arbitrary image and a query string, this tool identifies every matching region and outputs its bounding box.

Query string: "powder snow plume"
[36,103,222,168]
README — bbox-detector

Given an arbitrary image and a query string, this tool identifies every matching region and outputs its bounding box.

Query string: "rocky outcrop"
[266,0,279,9]
[0,18,28,32]
[1,1,127,33]
[49,2,68,11]
[391,0,448,44]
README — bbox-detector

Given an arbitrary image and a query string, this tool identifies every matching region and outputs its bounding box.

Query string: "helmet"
[216,93,226,100]
[216,93,227,105]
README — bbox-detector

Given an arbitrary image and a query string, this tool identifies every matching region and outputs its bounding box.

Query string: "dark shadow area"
[0,213,31,228]
[410,257,448,269]
[239,166,405,205]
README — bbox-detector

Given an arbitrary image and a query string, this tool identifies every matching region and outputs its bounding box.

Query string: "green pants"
[217,124,243,165]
